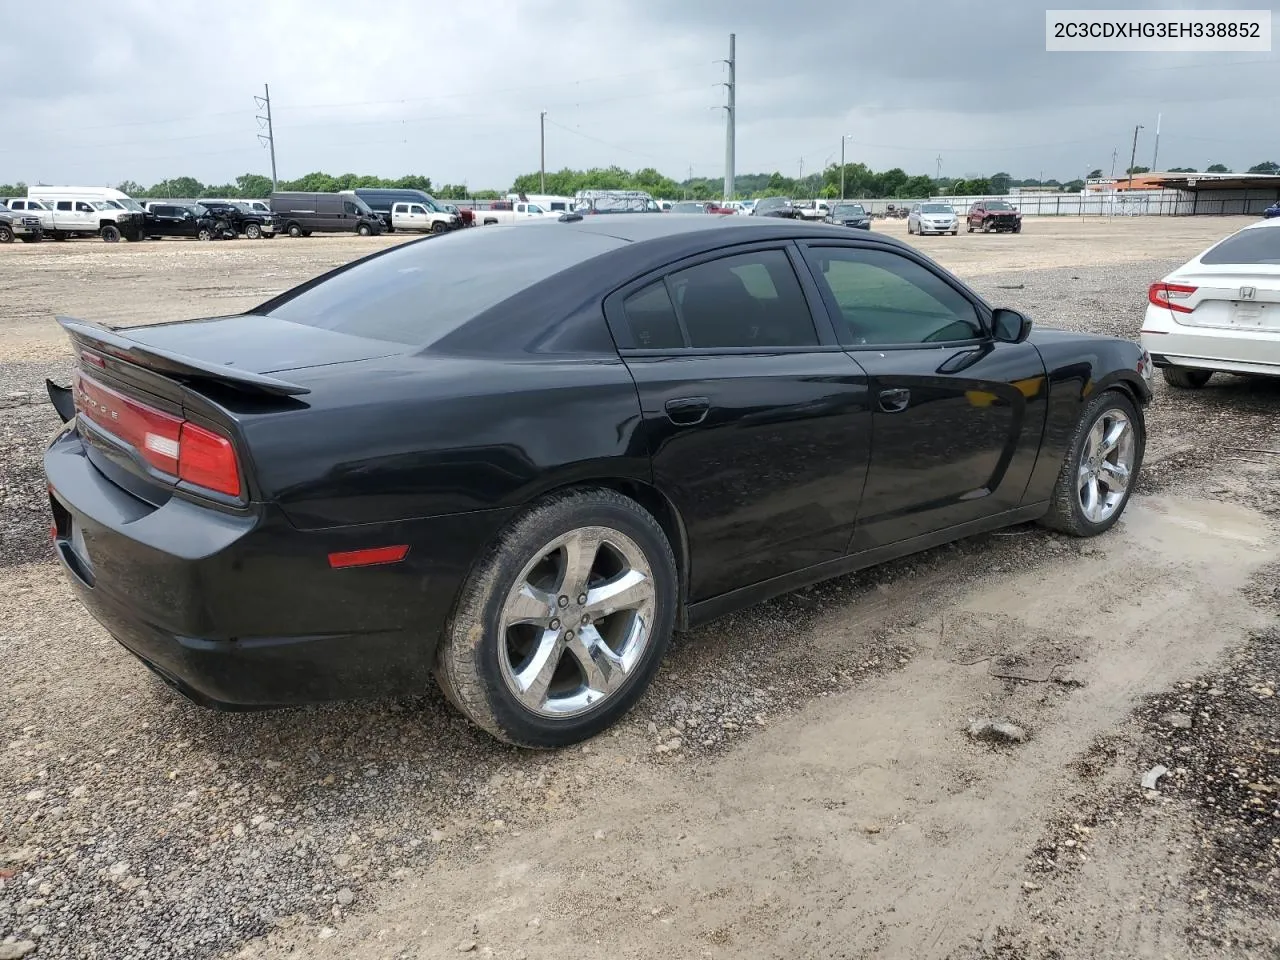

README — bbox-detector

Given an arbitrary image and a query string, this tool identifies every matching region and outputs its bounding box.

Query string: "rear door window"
[667,249,818,349]
[622,282,684,349]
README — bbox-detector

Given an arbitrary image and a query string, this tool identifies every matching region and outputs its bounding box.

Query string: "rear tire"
[0,225,13,243]
[1039,390,1144,537]
[1162,366,1212,388]
[100,225,120,243]
[436,487,677,748]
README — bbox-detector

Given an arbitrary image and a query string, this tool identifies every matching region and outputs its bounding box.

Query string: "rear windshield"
[264,227,624,345]
[1201,227,1280,265]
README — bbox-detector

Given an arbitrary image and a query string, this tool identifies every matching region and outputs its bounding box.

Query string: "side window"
[57,201,72,211]
[75,201,94,213]
[668,249,817,349]
[807,247,984,346]
[392,203,406,214]
[344,201,359,215]
[10,201,24,210]
[621,281,684,350]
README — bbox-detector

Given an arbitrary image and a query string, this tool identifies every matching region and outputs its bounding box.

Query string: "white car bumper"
[1141,303,1280,375]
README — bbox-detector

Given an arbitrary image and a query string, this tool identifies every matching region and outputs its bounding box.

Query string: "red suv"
[967,200,1022,233]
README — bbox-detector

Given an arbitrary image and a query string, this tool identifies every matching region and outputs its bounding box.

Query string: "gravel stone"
[966,719,1029,744]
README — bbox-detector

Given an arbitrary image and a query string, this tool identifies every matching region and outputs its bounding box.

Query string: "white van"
[504,193,576,214]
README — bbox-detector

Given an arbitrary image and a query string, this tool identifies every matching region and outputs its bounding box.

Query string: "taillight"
[1149,282,1197,314]
[178,422,241,497]
[73,370,242,499]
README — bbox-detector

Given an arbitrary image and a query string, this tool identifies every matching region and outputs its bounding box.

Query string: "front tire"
[197,228,213,241]
[287,222,303,238]
[1162,366,1212,389]
[436,488,677,748]
[100,225,121,243]
[244,222,262,240]
[357,222,372,237]
[1039,390,1144,537]
[0,225,13,243]
[967,221,974,233]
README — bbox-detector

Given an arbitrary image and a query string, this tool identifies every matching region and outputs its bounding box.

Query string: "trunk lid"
[120,314,405,375]
[53,315,405,508]
[1164,267,1280,331]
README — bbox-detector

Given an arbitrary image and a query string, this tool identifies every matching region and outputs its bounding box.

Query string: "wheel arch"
[458,476,693,633]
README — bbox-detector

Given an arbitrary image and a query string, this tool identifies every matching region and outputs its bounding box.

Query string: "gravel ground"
[2,220,1278,959]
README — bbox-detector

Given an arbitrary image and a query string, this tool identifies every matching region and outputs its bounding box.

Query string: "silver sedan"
[907,203,959,236]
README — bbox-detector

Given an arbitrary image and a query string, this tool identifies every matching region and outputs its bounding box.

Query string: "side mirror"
[992,308,1032,344]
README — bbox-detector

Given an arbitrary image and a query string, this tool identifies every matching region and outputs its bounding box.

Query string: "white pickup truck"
[471,200,558,226]
[389,202,459,235]
[3,196,142,241]
[795,200,831,220]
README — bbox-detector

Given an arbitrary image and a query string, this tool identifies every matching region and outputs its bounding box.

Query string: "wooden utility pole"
[539,111,546,194]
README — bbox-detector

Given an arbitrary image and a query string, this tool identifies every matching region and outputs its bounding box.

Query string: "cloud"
[0,0,1274,190]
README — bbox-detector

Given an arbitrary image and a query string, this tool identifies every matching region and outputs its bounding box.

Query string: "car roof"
[546,212,911,250]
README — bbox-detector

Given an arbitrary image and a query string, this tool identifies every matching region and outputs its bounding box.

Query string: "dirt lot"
[1,218,1276,960]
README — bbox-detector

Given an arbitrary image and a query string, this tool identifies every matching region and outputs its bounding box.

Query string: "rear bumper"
[45,426,513,708]
[1142,307,1280,373]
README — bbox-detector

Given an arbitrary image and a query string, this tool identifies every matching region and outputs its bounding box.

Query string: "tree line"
[1,159,1275,204]
[0,173,492,201]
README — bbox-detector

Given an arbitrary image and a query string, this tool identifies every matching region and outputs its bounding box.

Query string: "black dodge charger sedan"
[44,215,1153,747]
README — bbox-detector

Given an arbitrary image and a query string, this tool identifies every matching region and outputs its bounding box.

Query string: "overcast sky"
[1,0,1276,190]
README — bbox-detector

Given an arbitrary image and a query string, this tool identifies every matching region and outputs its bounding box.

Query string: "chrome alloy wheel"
[1078,409,1136,524]
[497,526,656,718]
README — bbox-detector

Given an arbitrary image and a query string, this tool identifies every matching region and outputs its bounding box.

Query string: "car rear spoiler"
[55,316,311,397]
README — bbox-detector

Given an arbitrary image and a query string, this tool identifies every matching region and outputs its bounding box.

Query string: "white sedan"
[1142,218,1280,387]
